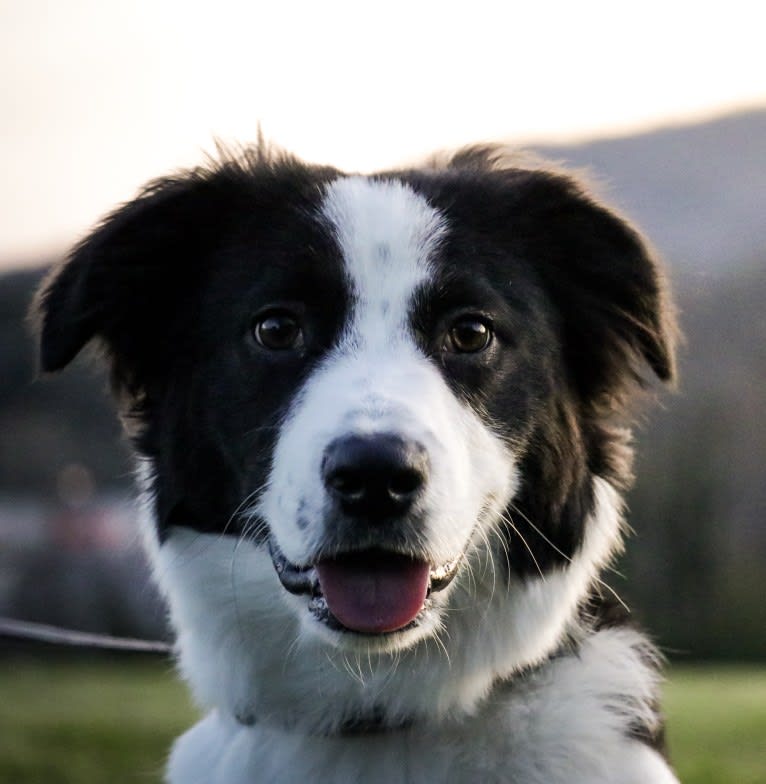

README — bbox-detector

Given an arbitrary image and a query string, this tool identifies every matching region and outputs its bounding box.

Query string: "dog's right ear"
[34,173,229,382]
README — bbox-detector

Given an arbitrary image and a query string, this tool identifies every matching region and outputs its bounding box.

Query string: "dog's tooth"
[309,595,328,613]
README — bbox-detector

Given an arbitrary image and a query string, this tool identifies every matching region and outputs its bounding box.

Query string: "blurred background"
[1,2,764,782]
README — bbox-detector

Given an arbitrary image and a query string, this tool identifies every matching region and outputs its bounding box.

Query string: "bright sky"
[1,0,764,265]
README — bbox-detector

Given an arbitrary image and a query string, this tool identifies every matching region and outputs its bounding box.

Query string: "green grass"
[0,659,764,783]
[665,667,766,784]
[0,657,196,784]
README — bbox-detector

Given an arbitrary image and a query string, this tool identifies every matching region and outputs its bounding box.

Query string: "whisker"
[507,502,573,565]
[242,423,281,439]
[431,627,452,668]
[477,525,498,602]
[507,502,631,613]
[284,634,304,668]
[220,481,270,540]
[498,510,545,581]
[590,577,631,614]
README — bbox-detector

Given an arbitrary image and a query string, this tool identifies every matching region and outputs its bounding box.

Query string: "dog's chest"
[166,636,679,784]
[167,708,674,784]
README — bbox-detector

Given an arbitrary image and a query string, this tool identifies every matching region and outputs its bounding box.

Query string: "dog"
[35,143,679,783]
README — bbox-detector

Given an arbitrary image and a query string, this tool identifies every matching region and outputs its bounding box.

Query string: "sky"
[1,0,764,266]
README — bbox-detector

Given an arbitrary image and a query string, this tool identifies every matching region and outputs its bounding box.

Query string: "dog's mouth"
[269,540,461,635]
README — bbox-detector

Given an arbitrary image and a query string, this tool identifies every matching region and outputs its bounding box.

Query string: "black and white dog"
[36,144,679,783]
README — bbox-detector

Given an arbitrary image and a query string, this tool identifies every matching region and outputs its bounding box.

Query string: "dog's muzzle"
[268,432,462,634]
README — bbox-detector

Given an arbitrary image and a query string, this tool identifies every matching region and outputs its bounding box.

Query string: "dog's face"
[258,175,544,646]
[36,147,674,724]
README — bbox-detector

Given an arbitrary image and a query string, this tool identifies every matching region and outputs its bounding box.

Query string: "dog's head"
[36,145,675,723]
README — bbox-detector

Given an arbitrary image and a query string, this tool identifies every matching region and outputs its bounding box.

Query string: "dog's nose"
[322,434,429,519]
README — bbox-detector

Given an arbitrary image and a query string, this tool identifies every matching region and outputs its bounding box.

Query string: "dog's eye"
[252,312,303,351]
[445,316,493,353]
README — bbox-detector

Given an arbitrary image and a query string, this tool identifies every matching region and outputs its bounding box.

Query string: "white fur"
[134,177,679,782]
[322,176,444,349]
[259,178,518,650]
[150,476,627,726]
[164,624,677,784]
[147,469,677,780]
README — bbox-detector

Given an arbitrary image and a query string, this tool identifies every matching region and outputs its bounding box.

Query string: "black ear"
[34,171,231,384]
[507,167,677,408]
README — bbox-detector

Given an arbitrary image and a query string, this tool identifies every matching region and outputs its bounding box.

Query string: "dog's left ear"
[506,167,677,408]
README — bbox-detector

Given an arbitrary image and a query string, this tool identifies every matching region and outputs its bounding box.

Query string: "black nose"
[322,434,429,519]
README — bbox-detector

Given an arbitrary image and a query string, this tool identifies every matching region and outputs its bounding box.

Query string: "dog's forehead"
[320,176,445,343]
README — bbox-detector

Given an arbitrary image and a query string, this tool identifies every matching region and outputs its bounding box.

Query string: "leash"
[0,616,172,655]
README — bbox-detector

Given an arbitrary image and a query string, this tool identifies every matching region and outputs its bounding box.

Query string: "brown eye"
[446,317,492,353]
[252,312,303,351]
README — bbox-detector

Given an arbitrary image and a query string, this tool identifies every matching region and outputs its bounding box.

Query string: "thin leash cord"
[0,616,172,655]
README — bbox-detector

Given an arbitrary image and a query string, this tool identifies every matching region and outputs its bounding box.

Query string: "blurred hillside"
[539,108,766,659]
[1,107,764,658]
[539,108,766,275]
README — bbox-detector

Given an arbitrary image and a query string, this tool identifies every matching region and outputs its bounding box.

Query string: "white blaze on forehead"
[262,175,513,568]
[321,177,445,347]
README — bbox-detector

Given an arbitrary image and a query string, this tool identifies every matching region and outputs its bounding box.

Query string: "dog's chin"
[269,537,461,651]
[303,593,445,653]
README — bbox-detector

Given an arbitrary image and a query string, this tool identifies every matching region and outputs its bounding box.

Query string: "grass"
[0,658,764,783]
[0,657,195,784]
[664,666,766,784]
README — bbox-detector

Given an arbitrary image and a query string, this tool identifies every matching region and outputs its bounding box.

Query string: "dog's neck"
[234,709,414,736]
[167,623,675,784]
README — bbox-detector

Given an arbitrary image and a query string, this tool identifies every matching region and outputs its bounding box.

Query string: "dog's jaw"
[144,472,624,735]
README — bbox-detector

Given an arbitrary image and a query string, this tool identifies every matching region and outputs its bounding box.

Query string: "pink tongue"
[316,552,430,634]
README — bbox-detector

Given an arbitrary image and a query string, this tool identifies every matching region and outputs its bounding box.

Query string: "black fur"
[35,143,675,581]
[400,150,674,575]
[36,148,345,539]
[34,144,678,765]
